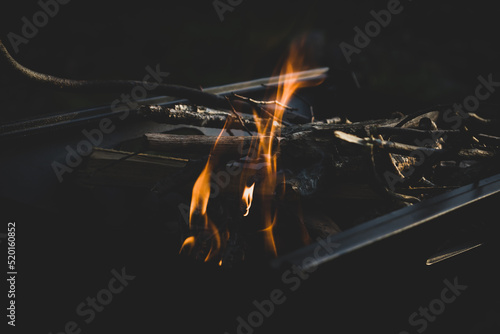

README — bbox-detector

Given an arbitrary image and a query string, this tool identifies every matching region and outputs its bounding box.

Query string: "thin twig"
[89,150,143,177]
[225,96,254,136]
[334,131,495,159]
[232,93,297,111]
[0,39,244,112]
[258,105,294,127]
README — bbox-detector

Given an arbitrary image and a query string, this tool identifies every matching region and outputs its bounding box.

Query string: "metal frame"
[272,172,500,271]
[0,68,328,140]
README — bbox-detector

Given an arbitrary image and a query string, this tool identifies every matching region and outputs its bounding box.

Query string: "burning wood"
[138,104,272,132]
[168,37,323,262]
[75,99,499,267]
[4,34,497,267]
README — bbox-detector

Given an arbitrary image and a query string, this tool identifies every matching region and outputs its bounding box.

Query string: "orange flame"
[248,37,315,256]
[179,236,196,254]
[185,120,229,262]
[203,219,221,262]
[181,36,320,262]
[189,118,228,227]
[189,163,211,228]
[242,183,255,217]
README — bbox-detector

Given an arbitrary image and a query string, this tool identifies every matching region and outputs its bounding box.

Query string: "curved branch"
[0,39,235,111]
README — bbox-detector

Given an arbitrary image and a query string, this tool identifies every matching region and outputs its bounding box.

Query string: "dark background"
[2,0,500,123]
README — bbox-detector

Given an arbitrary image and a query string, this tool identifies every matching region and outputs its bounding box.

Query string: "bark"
[145,133,275,155]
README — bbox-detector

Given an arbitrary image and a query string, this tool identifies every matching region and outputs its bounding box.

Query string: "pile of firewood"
[74,102,500,263]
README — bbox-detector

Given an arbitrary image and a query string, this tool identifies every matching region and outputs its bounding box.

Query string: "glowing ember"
[242,183,255,217]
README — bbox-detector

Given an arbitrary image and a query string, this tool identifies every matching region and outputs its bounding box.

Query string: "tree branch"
[0,39,249,112]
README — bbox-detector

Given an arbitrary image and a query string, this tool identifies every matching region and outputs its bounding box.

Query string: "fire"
[179,236,196,254]
[273,39,309,132]
[249,37,313,256]
[203,219,221,262]
[180,120,228,262]
[242,183,255,217]
[179,36,318,263]
[189,162,211,228]
[251,120,278,256]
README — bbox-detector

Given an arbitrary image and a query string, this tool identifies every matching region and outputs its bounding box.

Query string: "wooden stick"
[139,105,277,132]
[373,127,460,141]
[334,131,495,159]
[144,133,277,155]
[0,39,246,112]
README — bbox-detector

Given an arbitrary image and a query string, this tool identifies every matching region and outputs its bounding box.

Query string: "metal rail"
[0,68,328,140]
[272,172,500,271]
